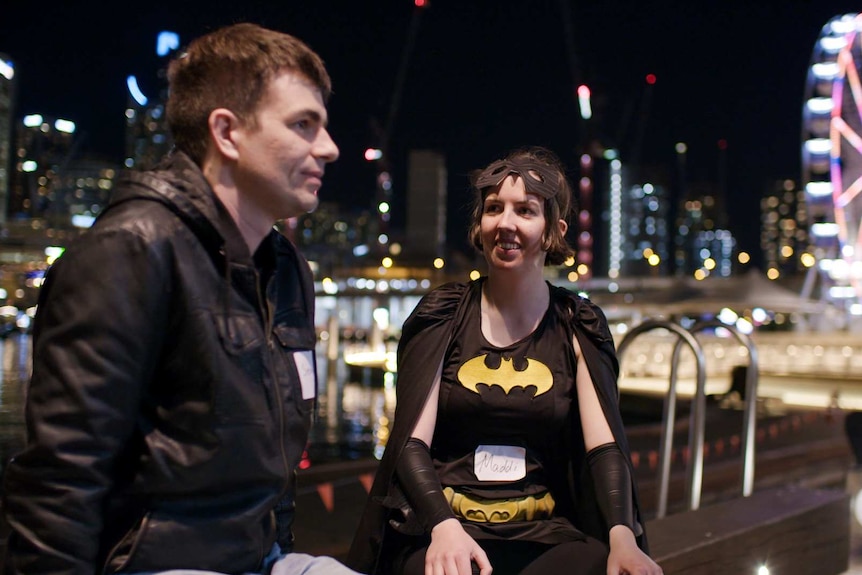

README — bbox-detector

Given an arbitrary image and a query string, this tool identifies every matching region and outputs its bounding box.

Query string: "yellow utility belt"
[442,487,555,523]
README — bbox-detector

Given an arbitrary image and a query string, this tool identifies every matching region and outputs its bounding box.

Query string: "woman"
[347,146,661,575]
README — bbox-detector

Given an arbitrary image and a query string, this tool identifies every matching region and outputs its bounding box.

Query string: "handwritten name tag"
[293,350,317,400]
[474,445,526,481]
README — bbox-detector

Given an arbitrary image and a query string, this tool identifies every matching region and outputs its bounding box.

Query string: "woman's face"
[480,174,557,274]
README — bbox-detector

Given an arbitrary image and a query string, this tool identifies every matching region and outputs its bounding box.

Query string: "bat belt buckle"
[443,487,555,523]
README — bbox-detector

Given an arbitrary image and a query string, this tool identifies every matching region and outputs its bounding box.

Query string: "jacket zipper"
[258,270,291,498]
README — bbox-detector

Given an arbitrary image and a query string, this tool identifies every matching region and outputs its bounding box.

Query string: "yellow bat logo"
[457,354,553,397]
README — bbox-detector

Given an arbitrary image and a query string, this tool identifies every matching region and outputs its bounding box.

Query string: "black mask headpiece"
[474,157,560,199]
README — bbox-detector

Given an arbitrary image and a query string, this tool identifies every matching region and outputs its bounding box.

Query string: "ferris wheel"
[802,12,862,313]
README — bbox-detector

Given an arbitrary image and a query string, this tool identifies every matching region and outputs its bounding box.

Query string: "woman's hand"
[607,525,662,575]
[425,518,492,575]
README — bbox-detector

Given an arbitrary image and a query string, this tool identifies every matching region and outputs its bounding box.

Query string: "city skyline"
[3,1,862,259]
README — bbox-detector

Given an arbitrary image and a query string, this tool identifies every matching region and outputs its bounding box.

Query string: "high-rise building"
[604,159,672,278]
[6,114,118,254]
[674,181,734,277]
[576,152,598,279]
[405,149,446,263]
[290,202,380,276]
[620,181,671,277]
[691,228,735,278]
[575,145,629,280]
[0,53,14,226]
[9,114,78,219]
[760,178,810,277]
[124,31,180,171]
[47,159,119,230]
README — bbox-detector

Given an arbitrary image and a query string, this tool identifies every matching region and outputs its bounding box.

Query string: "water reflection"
[0,333,31,468]
[306,316,397,465]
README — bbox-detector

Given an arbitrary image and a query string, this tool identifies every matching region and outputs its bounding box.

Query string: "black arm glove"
[395,437,456,532]
[586,442,635,532]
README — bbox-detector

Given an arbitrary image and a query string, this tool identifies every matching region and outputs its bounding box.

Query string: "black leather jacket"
[1,152,317,575]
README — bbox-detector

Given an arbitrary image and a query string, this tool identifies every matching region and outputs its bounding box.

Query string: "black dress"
[345,279,648,575]
[432,282,586,544]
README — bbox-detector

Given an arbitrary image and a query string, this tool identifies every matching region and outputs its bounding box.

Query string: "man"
[1,22,360,575]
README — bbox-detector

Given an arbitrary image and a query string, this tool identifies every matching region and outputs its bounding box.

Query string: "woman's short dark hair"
[467,146,576,266]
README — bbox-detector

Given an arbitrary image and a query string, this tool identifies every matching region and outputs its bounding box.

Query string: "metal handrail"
[617,319,708,518]
[685,319,759,497]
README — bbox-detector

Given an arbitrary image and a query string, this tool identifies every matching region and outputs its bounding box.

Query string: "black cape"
[346,280,648,573]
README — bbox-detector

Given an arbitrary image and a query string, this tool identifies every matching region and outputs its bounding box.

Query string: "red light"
[645,73,656,85]
[717,139,728,150]
[415,0,428,6]
[576,85,592,119]
[364,148,383,161]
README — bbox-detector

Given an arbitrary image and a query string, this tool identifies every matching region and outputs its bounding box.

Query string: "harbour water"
[0,334,31,469]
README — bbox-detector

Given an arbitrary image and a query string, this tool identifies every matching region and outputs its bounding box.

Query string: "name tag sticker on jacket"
[293,350,316,400]
[474,445,526,481]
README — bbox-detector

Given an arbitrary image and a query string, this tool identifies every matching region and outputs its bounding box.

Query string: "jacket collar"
[108,151,251,264]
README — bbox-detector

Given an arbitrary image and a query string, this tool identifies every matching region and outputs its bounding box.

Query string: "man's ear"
[208,108,240,161]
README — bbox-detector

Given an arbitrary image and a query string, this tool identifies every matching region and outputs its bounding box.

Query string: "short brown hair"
[467,146,575,266]
[166,22,332,165]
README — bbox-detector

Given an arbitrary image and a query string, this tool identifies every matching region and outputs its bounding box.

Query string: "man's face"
[232,70,339,221]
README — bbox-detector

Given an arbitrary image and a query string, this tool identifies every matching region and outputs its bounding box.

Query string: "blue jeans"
[132,543,363,575]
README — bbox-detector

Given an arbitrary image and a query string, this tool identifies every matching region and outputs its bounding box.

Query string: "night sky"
[3,0,862,260]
